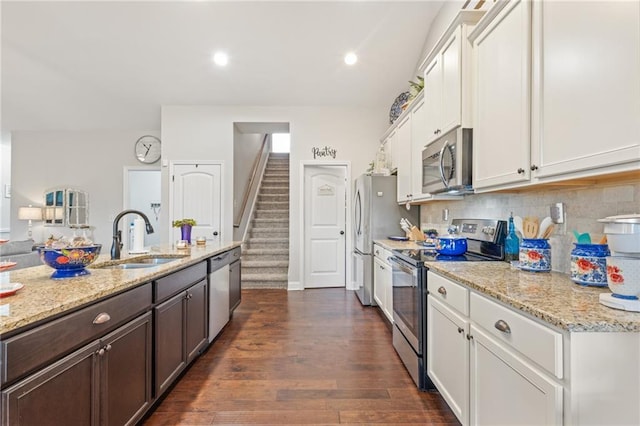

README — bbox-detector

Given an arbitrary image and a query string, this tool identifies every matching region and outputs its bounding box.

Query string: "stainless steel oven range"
[390,218,507,390]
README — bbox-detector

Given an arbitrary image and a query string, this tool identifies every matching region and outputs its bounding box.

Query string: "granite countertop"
[0,242,242,336]
[426,262,640,333]
[374,238,428,251]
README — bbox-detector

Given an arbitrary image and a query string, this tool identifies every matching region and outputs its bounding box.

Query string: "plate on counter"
[388,236,409,241]
[0,261,17,272]
[0,283,23,298]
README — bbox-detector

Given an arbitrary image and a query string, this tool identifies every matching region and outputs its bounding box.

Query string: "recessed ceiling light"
[344,52,358,66]
[212,51,229,67]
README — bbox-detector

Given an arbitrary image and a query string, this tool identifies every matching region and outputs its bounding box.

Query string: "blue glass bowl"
[39,244,102,279]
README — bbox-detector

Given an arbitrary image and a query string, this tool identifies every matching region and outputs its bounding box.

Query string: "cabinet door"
[427,295,469,425]
[1,341,100,426]
[154,292,186,397]
[373,256,386,312]
[472,0,531,191]
[531,1,640,178]
[383,131,396,172]
[410,98,427,199]
[229,259,241,315]
[185,279,208,364]
[424,56,443,145]
[469,325,562,426]
[395,114,413,203]
[101,312,153,426]
[440,29,462,135]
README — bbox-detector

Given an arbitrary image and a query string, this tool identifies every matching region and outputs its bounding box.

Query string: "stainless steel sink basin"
[93,255,186,270]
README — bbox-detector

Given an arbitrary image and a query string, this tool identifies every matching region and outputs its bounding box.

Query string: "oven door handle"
[389,256,418,278]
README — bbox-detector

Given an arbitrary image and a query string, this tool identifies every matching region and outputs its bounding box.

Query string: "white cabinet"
[469,325,563,426]
[382,131,395,173]
[470,0,640,192]
[426,271,563,426]
[427,295,469,425]
[395,114,413,203]
[471,0,532,190]
[373,244,393,323]
[410,98,427,200]
[422,11,483,146]
[531,0,640,179]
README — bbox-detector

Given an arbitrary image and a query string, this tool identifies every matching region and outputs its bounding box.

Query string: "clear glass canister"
[519,239,551,272]
[570,243,610,286]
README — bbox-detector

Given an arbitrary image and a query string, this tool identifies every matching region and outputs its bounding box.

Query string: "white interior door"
[172,163,222,244]
[303,165,347,288]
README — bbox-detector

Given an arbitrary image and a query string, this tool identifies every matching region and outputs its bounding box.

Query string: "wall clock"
[135,135,161,164]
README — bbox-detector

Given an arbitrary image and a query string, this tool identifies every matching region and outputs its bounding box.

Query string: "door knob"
[340,231,345,235]
[213,231,219,236]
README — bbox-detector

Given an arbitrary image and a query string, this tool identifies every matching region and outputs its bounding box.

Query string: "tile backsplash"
[419,180,640,274]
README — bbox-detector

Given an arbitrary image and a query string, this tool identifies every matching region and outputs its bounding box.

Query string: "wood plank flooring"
[143,288,460,425]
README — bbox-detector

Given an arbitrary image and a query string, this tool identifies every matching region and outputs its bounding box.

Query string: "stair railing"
[233,135,271,239]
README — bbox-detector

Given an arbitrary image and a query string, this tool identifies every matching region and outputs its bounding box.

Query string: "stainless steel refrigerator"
[352,174,419,306]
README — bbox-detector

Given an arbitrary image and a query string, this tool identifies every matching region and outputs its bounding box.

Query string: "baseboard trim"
[288,281,303,291]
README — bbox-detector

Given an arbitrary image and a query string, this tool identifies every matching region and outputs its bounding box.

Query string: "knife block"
[408,226,425,241]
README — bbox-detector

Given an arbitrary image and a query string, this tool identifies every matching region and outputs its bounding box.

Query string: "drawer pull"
[93,313,111,325]
[494,319,511,334]
[437,286,447,296]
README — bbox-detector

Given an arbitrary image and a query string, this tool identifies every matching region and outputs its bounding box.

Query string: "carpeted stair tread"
[243,273,288,281]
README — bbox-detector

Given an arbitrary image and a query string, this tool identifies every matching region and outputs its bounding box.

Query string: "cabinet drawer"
[2,283,152,385]
[373,245,392,264]
[208,247,241,273]
[427,271,469,316]
[155,261,207,302]
[470,292,563,379]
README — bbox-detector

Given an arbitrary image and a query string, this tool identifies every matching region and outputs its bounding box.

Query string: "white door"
[303,165,347,288]
[171,163,222,245]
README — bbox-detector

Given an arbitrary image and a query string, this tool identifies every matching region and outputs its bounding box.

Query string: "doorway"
[124,168,161,248]
[302,163,350,288]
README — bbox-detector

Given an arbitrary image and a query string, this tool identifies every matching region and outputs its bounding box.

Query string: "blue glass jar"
[519,239,551,272]
[570,243,610,286]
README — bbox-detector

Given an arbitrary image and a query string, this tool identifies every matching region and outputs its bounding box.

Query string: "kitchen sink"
[92,255,186,270]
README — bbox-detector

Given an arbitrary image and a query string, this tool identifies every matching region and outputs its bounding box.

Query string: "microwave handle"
[438,141,449,188]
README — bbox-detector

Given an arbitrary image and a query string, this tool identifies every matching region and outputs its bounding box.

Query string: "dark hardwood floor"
[143,288,460,425]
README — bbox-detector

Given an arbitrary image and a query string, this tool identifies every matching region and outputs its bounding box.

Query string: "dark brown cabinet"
[154,278,208,397]
[229,257,241,315]
[1,312,152,426]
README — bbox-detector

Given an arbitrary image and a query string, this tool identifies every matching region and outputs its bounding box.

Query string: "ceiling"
[1,1,444,132]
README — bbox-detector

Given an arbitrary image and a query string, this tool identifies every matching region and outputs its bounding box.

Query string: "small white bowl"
[607,233,640,254]
[606,256,640,298]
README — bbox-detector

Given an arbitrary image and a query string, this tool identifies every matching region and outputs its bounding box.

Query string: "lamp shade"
[18,206,43,221]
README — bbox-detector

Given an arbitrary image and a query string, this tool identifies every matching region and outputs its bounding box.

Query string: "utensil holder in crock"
[519,239,551,272]
[570,243,610,286]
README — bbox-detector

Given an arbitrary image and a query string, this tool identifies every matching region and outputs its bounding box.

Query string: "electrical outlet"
[442,208,449,222]
[550,203,565,224]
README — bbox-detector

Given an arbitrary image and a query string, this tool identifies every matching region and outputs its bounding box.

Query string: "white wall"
[0,132,11,238]
[161,105,386,286]
[233,129,264,223]
[11,130,160,245]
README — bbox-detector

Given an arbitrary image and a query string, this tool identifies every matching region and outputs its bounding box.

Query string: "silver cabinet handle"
[105,344,112,352]
[437,286,447,296]
[98,348,106,356]
[494,319,511,334]
[93,313,111,325]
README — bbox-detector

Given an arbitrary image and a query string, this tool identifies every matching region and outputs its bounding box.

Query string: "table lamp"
[18,205,43,239]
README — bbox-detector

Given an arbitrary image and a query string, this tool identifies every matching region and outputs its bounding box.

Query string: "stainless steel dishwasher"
[208,251,231,342]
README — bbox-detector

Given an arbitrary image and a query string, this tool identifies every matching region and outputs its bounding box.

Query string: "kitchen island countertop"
[426,261,640,333]
[0,242,242,336]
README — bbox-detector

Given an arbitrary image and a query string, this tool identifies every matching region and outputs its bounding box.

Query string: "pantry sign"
[311,146,337,159]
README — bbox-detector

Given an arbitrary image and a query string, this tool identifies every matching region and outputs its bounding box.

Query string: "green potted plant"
[172,218,197,243]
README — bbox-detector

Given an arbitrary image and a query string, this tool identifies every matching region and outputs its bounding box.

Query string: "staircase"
[241,153,290,289]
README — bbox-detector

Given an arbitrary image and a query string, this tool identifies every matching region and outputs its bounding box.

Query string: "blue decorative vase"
[570,243,610,286]
[519,239,551,272]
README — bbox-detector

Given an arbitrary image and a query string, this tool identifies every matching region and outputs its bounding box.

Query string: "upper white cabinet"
[395,114,413,203]
[423,10,484,146]
[410,97,427,200]
[470,0,640,192]
[531,0,640,179]
[470,0,532,190]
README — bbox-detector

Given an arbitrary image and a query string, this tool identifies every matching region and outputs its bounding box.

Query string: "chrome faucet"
[111,209,154,259]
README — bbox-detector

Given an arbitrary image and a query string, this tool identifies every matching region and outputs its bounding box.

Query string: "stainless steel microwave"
[422,127,473,194]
